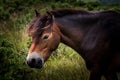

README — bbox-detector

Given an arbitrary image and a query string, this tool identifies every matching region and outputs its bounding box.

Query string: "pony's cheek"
[49,35,60,51]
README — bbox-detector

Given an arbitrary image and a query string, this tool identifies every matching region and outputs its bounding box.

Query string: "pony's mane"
[27,9,90,37]
[50,9,90,17]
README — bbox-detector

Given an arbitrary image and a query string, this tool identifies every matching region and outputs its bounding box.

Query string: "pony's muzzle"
[26,52,44,69]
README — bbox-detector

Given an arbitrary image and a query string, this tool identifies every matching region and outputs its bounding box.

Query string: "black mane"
[50,9,90,17]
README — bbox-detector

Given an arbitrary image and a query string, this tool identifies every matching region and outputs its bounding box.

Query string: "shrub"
[84,2,101,10]
[0,39,30,80]
[0,0,41,20]
[50,2,72,9]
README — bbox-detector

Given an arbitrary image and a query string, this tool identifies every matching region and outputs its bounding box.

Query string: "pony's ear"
[35,10,40,17]
[47,11,54,23]
[43,11,54,30]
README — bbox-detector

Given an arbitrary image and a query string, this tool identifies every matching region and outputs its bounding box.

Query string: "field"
[0,0,120,80]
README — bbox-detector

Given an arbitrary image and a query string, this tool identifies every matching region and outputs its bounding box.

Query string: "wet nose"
[26,52,44,68]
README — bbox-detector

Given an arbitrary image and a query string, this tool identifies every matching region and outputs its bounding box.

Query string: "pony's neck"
[55,16,83,52]
[54,14,98,53]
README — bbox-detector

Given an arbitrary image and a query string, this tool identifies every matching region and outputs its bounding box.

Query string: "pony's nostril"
[27,58,37,68]
[31,58,36,64]
[38,59,42,65]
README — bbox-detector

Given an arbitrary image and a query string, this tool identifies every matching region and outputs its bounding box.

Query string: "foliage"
[0,39,22,80]
[0,38,41,80]
[0,0,120,20]
[0,0,41,20]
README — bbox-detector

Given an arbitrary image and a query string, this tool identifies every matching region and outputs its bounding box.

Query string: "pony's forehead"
[27,14,48,27]
[26,14,49,36]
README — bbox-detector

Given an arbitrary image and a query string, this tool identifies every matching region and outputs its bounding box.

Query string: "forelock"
[26,15,48,37]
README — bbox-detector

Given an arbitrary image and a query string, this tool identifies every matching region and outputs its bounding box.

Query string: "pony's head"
[26,10,60,68]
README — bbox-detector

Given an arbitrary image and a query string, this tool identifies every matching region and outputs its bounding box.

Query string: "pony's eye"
[42,35,49,40]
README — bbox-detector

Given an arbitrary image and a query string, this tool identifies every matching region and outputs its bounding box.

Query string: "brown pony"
[26,9,120,80]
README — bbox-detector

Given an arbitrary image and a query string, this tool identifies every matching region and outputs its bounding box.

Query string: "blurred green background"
[0,0,120,80]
